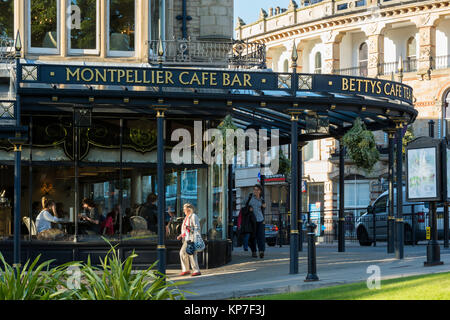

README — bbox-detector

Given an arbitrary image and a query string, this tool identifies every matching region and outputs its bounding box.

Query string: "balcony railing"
[433,55,450,70]
[379,58,417,75]
[335,66,368,77]
[147,38,266,69]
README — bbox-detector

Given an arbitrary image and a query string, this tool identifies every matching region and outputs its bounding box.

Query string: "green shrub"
[0,252,76,300]
[70,238,189,300]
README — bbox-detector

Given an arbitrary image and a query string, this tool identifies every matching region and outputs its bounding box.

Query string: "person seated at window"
[138,193,158,233]
[36,199,64,240]
[101,205,119,236]
[80,198,100,235]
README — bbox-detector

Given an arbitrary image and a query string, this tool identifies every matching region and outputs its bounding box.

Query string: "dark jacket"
[240,207,256,234]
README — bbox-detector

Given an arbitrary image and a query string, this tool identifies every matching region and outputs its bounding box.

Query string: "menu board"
[407,147,437,199]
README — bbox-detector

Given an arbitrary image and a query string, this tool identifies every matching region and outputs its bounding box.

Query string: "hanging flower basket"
[342,118,380,172]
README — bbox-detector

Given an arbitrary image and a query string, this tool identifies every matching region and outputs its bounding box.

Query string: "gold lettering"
[376,81,382,94]
[244,74,252,87]
[349,78,356,91]
[95,69,106,82]
[117,70,126,83]
[384,83,390,95]
[156,71,165,84]
[134,70,142,84]
[66,68,80,81]
[165,71,174,85]
[231,74,242,86]
[143,70,151,84]
[342,78,349,91]
[179,72,189,85]
[356,79,363,92]
[81,68,94,82]
[126,70,134,83]
[223,73,231,86]
[210,72,217,86]
[369,80,377,94]
[108,69,117,83]
[190,73,201,85]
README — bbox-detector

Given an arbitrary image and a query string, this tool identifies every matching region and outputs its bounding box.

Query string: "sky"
[234,0,291,26]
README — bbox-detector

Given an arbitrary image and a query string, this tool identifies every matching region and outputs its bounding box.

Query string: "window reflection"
[30,0,58,49]
[70,0,98,51]
[0,0,14,39]
[109,0,135,52]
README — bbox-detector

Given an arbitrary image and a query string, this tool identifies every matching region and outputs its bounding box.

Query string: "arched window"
[358,42,368,77]
[283,59,289,72]
[406,37,417,72]
[314,52,322,74]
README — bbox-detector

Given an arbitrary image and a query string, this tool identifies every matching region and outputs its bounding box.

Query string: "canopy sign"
[19,64,414,105]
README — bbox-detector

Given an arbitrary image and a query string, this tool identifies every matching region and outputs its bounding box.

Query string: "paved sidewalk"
[166,242,450,300]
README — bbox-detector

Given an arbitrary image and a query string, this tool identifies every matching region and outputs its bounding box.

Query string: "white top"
[181,213,200,241]
[36,210,61,234]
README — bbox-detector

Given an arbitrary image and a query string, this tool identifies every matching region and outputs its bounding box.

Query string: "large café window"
[0,116,222,244]
[0,0,14,40]
[29,0,60,54]
[108,0,136,56]
[68,0,99,54]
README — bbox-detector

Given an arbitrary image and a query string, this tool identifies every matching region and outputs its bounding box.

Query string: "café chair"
[22,216,37,237]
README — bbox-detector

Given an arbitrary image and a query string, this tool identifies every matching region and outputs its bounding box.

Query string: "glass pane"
[0,0,14,39]
[407,37,416,58]
[208,164,226,240]
[109,0,135,51]
[32,166,75,242]
[0,165,13,241]
[150,0,160,41]
[70,0,97,50]
[30,0,58,49]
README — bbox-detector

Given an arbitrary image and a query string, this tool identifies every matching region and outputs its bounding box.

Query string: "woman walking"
[248,184,266,258]
[177,203,201,276]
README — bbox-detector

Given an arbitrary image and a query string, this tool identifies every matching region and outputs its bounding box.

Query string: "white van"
[355,187,448,246]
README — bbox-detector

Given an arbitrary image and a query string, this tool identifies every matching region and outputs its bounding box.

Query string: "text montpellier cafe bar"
[0,58,417,271]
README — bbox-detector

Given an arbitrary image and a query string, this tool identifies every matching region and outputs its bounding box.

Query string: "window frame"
[358,42,368,76]
[27,0,61,55]
[314,51,322,74]
[107,0,137,57]
[67,0,100,55]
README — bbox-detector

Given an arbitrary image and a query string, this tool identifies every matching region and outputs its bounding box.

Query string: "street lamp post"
[305,222,319,282]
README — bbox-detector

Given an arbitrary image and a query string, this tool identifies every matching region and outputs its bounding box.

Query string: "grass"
[246,272,450,300]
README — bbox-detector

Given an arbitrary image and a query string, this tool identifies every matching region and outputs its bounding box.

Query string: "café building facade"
[0,0,417,271]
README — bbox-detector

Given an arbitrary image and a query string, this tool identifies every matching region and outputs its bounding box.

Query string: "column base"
[424,243,443,267]
[304,274,319,282]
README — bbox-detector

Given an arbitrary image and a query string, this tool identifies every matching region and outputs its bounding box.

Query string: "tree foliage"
[342,118,380,172]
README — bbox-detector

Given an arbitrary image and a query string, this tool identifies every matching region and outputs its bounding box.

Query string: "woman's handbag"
[193,230,205,252]
[185,240,196,255]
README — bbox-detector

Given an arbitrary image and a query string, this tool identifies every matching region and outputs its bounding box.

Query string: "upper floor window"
[407,36,416,60]
[358,42,368,77]
[68,0,99,54]
[108,0,136,56]
[0,0,14,40]
[314,52,322,74]
[150,0,160,41]
[29,0,60,54]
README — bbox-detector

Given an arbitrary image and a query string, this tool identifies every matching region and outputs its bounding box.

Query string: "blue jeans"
[242,233,251,250]
[249,222,265,253]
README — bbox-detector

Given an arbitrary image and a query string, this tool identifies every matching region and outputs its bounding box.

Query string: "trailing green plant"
[0,252,77,300]
[217,114,239,162]
[402,125,414,155]
[278,149,291,177]
[342,118,380,172]
[70,238,189,300]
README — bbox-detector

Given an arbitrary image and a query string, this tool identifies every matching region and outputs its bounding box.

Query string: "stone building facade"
[236,0,450,237]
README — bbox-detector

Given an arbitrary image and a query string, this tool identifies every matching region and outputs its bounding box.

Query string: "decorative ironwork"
[148,38,266,69]
[298,75,312,90]
[0,102,15,126]
[0,37,15,65]
[278,74,292,89]
[22,65,38,81]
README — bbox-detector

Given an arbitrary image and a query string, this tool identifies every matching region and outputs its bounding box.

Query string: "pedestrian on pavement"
[248,184,266,258]
[177,203,201,276]
[240,204,257,253]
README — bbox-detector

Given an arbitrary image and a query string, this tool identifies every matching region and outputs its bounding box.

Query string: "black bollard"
[305,222,319,282]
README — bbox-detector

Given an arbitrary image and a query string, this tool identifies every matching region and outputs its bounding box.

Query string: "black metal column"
[298,145,303,252]
[444,203,449,249]
[156,109,166,275]
[425,202,443,266]
[228,164,233,249]
[395,123,404,260]
[290,114,299,274]
[338,139,345,252]
[387,130,395,254]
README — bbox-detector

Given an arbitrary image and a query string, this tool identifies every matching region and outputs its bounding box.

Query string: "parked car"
[356,187,448,246]
[265,224,278,246]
